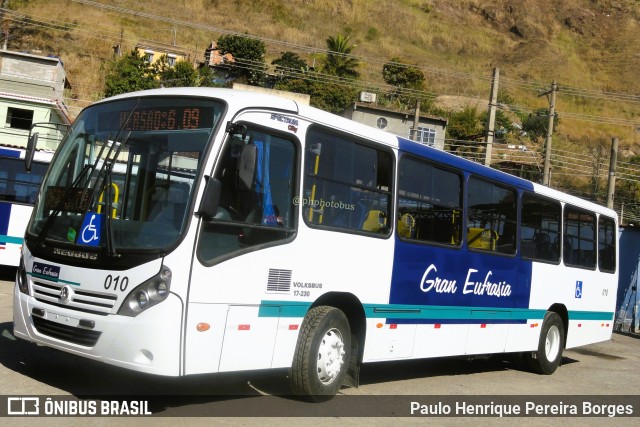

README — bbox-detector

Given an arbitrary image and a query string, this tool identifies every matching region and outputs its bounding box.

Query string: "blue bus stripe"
[259,300,613,323]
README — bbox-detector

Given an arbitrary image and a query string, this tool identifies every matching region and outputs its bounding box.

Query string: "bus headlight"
[17,257,29,295]
[118,267,172,317]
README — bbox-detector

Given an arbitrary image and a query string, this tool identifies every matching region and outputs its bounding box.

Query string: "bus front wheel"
[290,306,352,402]
[526,311,565,375]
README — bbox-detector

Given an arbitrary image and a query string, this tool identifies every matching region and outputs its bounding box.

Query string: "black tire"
[525,312,565,375]
[290,306,351,402]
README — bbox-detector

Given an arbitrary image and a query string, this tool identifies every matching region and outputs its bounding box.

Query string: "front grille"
[32,316,101,347]
[32,279,117,316]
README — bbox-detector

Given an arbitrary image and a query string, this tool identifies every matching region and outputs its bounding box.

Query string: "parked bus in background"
[0,146,54,267]
[13,88,618,401]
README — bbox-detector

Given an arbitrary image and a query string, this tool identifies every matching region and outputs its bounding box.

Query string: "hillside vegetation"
[6,0,640,154]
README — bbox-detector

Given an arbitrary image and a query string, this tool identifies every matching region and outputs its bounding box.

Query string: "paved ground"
[0,266,638,426]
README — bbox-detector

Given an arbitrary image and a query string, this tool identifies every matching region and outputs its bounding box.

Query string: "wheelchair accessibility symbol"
[79,212,102,246]
[575,281,583,299]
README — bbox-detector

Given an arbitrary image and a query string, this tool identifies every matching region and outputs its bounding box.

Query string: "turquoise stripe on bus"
[258,300,613,322]
[568,310,614,321]
[258,302,311,318]
[28,272,82,287]
[0,234,23,244]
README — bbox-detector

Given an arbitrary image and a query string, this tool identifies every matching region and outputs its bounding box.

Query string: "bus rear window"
[563,206,596,269]
[598,215,616,273]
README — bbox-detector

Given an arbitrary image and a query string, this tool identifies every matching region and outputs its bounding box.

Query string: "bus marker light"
[480,324,487,328]
[238,324,250,330]
[288,324,298,330]
[376,323,383,328]
[530,323,539,328]
[434,324,441,329]
[196,323,210,332]
[389,324,397,329]
[578,323,582,327]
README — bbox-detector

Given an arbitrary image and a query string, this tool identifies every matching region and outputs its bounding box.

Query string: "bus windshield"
[28,96,223,252]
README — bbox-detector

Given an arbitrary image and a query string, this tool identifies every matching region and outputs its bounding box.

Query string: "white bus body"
[0,147,53,267]
[13,88,618,400]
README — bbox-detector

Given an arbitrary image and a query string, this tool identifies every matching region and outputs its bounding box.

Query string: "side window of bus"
[563,206,596,269]
[397,156,461,245]
[520,193,561,263]
[467,177,516,255]
[197,127,297,263]
[598,215,616,273]
[302,127,392,235]
[0,157,48,204]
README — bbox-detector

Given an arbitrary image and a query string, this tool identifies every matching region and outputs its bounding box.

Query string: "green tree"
[322,34,360,79]
[274,78,357,114]
[272,51,307,77]
[197,65,222,87]
[446,106,485,141]
[104,50,158,97]
[217,34,267,86]
[481,109,514,138]
[382,57,427,109]
[382,58,425,89]
[520,108,559,143]
[160,60,200,87]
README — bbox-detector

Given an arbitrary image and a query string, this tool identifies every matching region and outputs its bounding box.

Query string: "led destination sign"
[98,106,216,132]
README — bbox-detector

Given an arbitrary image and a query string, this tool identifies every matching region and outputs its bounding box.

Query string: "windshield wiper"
[35,163,94,248]
[94,137,127,257]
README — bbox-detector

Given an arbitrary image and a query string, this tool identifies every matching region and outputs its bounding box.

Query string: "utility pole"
[485,67,500,166]
[606,137,618,209]
[1,0,9,51]
[541,81,558,186]
[412,98,421,142]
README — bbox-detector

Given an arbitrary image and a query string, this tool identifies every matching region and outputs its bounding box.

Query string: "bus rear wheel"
[526,311,565,375]
[290,306,351,402]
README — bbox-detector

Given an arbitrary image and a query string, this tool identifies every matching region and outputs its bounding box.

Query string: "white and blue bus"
[0,146,54,268]
[13,88,618,401]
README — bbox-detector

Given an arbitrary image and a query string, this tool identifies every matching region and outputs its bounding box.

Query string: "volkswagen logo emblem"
[60,285,73,303]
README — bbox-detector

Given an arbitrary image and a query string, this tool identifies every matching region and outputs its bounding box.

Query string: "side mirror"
[197,176,222,219]
[25,132,39,172]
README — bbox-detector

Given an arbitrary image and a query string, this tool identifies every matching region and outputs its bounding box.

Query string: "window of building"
[303,127,393,236]
[520,192,561,263]
[563,206,596,269]
[144,51,154,63]
[598,216,616,273]
[397,155,461,245]
[467,177,517,254]
[167,55,177,67]
[6,107,34,130]
[411,127,436,147]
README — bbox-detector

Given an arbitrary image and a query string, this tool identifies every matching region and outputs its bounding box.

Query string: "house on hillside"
[340,95,448,150]
[203,41,234,67]
[0,50,71,151]
[135,40,191,67]
[198,41,235,85]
